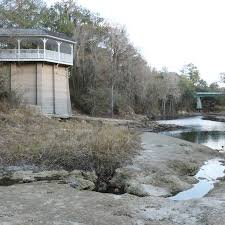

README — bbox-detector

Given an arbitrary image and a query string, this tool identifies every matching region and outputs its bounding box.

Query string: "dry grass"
[168,160,199,176]
[0,102,140,188]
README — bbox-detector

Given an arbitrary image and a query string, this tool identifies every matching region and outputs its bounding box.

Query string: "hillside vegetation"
[1,0,225,118]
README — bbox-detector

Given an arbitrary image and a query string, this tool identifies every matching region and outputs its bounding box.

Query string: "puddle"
[170,158,225,201]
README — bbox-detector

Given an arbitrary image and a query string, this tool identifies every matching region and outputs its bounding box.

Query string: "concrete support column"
[53,64,56,115]
[196,96,202,110]
[66,68,72,115]
[36,63,43,107]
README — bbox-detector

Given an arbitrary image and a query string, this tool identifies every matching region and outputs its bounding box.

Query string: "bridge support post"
[196,96,202,111]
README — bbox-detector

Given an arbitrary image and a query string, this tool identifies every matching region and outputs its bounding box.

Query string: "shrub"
[0,106,140,190]
[0,64,21,108]
[88,125,139,190]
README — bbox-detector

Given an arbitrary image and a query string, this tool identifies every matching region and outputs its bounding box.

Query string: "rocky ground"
[202,114,225,122]
[2,181,225,225]
[1,132,225,225]
[72,114,183,132]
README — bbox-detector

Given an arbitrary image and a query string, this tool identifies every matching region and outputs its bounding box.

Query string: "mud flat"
[1,133,225,225]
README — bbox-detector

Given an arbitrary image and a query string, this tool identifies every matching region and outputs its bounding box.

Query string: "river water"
[158,116,225,200]
[159,116,225,150]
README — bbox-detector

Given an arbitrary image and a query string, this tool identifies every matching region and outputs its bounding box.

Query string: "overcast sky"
[50,0,225,84]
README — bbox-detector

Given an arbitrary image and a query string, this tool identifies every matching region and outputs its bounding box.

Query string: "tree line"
[0,0,223,117]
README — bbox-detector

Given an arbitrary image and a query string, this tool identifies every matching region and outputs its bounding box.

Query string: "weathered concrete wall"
[41,64,71,116]
[54,66,71,115]
[41,63,54,114]
[11,63,37,104]
[0,63,11,92]
[36,64,43,107]
[0,63,72,116]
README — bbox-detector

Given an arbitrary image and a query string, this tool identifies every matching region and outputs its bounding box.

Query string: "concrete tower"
[0,29,76,117]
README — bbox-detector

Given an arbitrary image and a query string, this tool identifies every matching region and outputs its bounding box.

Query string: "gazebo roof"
[0,28,76,44]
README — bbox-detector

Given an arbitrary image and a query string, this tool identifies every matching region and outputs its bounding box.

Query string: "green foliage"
[179,75,196,110]
[42,3,75,36]
[179,63,221,111]
[181,63,201,86]
[0,0,221,116]
[0,0,47,28]
[196,79,208,91]
[209,82,219,91]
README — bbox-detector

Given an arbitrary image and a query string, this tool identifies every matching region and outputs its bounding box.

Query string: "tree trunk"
[111,83,114,118]
[162,99,166,117]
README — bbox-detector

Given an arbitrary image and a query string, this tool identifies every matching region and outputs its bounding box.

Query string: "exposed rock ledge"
[1,133,223,197]
[0,168,97,191]
[1,133,225,225]
[109,132,223,197]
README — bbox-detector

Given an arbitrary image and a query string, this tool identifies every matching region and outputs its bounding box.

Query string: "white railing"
[0,49,73,65]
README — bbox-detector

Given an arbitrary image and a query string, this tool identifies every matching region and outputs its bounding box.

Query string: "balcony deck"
[0,49,73,65]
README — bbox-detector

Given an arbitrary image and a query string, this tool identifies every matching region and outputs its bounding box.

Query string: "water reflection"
[159,116,225,149]
[167,130,225,150]
[170,159,225,201]
[158,116,225,200]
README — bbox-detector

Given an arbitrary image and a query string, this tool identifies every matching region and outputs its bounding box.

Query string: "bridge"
[196,92,225,110]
